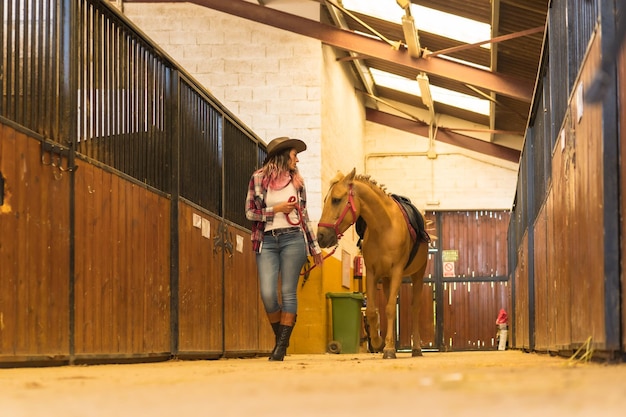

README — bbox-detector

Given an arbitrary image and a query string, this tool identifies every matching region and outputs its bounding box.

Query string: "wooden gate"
[376,210,511,352]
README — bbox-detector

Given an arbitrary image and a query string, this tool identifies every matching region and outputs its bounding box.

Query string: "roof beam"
[366,108,520,163]
[125,0,533,102]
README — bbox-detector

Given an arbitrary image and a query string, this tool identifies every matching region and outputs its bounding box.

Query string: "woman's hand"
[312,253,324,267]
[274,199,297,214]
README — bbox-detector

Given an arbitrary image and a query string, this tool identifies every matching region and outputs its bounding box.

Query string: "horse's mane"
[327,171,389,196]
[354,174,389,196]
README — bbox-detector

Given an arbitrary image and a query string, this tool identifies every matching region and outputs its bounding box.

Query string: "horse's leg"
[411,269,426,357]
[383,273,402,359]
[365,274,383,352]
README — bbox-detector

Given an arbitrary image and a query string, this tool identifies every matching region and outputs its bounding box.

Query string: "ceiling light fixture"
[416,72,433,109]
[402,14,422,58]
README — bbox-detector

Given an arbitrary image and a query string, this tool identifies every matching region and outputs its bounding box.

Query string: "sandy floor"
[1,350,625,417]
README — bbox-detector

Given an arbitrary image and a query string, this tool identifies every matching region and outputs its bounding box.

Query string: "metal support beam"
[366,108,520,163]
[125,0,534,102]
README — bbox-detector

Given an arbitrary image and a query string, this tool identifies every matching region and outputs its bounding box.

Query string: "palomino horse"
[317,169,430,359]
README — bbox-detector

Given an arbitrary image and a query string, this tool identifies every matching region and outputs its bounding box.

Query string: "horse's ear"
[345,168,356,182]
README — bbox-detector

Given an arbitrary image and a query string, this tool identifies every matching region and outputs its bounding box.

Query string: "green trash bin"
[326,292,365,354]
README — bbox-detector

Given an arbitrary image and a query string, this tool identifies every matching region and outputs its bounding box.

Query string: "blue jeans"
[256,230,307,315]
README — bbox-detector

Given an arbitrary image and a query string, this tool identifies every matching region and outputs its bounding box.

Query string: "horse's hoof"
[382,349,397,359]
[370,338,384,353]
[412,349,423,357]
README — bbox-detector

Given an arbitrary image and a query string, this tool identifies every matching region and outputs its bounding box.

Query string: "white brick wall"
[122,2,517,221]
[365,122,517,211]
[123,2,324,217]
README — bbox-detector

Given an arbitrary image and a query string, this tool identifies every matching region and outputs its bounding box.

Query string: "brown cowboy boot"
[267,310,282,351]
[269,312,296,361]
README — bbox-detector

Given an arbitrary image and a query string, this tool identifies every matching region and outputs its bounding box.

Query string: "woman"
[245,136,324,361]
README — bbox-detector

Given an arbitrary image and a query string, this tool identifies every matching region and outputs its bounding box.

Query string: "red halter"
[317,184,357,239]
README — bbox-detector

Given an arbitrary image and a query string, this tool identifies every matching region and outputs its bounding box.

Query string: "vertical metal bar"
[139,43,146,180]
[76,0,85,152]
[34,0,43,129]
[104,14,112,165]
[126,38,139,175]
[94,7,101,159]
[525,131,535,351]
[113,23,119,168]
[24,0,32,127]
[600,0,621,352]
[16,0,23,123]
[434,212,444,351]
[59,0,78,365]
[7,0,15,120]
[122,29,129,173]
[0,0,4,116]
[169,69,180,356]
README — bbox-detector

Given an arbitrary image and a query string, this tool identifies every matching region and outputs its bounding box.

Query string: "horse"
[317,168,430,359]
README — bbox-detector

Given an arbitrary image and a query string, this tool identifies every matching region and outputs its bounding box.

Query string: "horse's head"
[317,168,359,248]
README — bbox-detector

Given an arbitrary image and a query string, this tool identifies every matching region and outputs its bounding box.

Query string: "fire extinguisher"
[353,254,364,292]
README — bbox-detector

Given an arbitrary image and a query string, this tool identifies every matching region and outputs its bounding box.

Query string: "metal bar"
[366,108,520,163]
[426,26,545,58]
[8,0,16,120]
[434,212,444,351]
[600,0,621,352]
[524,136,535,351]
[0,0,4,116]
[24,0,32,127]
[168,69,180,355]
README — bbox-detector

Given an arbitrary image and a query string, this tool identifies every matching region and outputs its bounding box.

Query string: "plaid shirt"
[245,169,322,256]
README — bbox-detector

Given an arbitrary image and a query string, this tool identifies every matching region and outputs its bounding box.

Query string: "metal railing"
[1,0,262,224]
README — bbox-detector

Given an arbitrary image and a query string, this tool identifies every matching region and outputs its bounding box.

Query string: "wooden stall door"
[223,223,270,356]
[177,205,224,357]
[73,162,171,358]
[0,125,71,362]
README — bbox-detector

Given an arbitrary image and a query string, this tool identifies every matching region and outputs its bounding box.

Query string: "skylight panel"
[342,0,491,48]
[370,68,490,116]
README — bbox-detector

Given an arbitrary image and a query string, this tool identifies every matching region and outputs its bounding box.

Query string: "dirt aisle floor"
[1,350,625,417]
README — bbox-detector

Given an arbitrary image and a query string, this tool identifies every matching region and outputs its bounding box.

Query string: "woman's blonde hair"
[261,148,304,190]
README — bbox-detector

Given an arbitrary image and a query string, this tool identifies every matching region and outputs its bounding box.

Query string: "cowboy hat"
[265,137,307,159]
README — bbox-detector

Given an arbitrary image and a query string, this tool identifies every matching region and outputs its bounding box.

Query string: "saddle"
[355,194,430,269]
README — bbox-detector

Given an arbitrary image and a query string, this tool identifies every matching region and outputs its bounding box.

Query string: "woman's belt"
[264,226,301,236]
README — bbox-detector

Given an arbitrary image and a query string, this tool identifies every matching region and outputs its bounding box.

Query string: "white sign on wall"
[443,261,455,278]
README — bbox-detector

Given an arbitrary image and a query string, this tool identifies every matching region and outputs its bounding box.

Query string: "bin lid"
[326,292,364,300]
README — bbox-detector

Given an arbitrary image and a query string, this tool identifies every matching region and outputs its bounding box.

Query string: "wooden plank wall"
[548,133,573,350]
[533,202,549,351]
[73,162,171,358]
[520,33,611,354]
[0,125,71,362]
[0,123,269,364]
[177,204,223,357]
[513,232,529,350]
[223,223,272,356]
